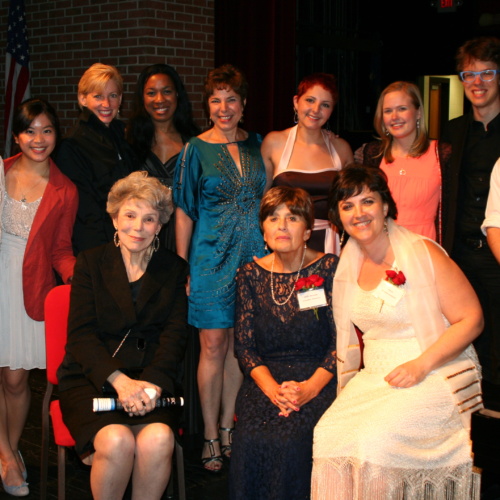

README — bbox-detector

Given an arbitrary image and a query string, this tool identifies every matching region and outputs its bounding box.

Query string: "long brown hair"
[373,81,429,163]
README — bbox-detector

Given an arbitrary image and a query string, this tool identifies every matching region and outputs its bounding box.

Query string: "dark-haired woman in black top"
[127,64,200,251]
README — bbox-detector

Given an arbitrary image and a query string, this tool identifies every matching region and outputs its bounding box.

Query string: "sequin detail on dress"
[2,191,41,240]
[173,133,266,328]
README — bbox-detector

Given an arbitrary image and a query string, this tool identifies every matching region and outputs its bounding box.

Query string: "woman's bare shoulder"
[262,128,292,149]
[328,134,353,164]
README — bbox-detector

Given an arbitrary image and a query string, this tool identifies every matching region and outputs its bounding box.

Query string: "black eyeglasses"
[459,70,500,83]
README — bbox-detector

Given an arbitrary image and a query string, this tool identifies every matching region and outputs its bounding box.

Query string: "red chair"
[40,284,74,500]
[40,284,186,500]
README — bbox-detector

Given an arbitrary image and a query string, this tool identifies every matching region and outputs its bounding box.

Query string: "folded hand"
[385,359,428,388]
[110,372,161,417]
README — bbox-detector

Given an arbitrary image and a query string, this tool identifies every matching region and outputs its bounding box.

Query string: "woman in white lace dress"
[312,164,483,500]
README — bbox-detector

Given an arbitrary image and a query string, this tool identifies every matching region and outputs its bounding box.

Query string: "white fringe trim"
[311,458,480,500]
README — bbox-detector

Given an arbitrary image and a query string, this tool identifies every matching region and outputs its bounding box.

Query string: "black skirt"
[59,381,180,457]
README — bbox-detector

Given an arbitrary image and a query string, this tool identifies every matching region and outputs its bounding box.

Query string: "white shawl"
[333,218,482,429]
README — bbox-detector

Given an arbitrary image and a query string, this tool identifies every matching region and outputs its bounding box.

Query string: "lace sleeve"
[234,263,264,375]
[319,254,338,373]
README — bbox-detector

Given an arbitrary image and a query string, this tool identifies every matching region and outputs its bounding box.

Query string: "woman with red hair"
[262,73,353,254]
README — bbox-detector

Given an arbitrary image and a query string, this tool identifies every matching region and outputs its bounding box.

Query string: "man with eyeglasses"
[442,36,500,412]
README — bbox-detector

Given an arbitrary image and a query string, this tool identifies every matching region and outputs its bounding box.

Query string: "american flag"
[4,0,30,157]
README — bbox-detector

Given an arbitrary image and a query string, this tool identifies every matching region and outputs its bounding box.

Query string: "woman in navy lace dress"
[229,186,337,500]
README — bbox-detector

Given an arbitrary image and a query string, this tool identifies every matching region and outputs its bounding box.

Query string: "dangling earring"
[153,233,160,252]
[339,230,345,247]
[264,242,268,251]
[207,118,213,128]
[384,128,390,136]
[114,231,120,247]
[304,242,307,249]
[416,118,420,133]
[293,109,299,124]
[239,111,244,124]
[384,219,389,234]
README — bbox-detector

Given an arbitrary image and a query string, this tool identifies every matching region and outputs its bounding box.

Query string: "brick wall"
[0,0,214,147]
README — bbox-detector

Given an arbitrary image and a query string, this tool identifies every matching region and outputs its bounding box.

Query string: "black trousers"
[453,240,500,410]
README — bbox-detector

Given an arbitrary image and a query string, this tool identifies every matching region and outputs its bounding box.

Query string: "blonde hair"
[107,172,173,224]
[78,63,123,107]
[373,81,429,163]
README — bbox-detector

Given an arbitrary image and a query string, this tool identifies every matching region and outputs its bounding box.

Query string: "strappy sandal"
[201,438,223,473]
[17,451,27,481]
[220,427,234,459]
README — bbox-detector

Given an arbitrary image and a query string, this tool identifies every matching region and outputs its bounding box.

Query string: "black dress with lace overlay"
[229,255,338,500]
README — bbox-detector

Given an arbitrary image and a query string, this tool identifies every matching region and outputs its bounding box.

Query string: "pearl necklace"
[270,247,306,306]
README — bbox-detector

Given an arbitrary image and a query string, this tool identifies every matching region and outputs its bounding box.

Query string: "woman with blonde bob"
[358,81,451,242]
[58,171,188,500]
[56,63,137,253]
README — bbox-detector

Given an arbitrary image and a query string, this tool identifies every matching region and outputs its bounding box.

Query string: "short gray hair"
[107,171,173,224]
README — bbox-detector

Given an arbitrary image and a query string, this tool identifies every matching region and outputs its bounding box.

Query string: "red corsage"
[385,269,406,287]
[295,274,325,320]
[295,274,325,291]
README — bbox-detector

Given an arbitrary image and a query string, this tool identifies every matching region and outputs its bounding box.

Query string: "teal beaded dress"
[174,133,267,328]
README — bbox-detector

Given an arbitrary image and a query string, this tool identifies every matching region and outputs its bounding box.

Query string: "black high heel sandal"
[220,427,234,459]
[202,438,223,473]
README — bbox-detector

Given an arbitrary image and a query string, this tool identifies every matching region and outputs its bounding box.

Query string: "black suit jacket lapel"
[135,249,170,316]
[443,114,471,253]
[100,244,137,327]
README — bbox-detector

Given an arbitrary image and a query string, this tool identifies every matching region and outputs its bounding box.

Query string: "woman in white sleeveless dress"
[312,164,483,500]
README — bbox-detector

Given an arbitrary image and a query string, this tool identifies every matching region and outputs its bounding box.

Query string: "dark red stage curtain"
[214,0,297,136]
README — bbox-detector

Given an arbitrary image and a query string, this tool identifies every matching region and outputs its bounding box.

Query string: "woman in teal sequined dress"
[174,64,271,471]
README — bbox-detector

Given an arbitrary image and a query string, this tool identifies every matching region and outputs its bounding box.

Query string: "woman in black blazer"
[56,63,138,254]
[58,172,188,500]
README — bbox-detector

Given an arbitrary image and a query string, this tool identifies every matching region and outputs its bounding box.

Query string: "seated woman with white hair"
[58,171,188,500]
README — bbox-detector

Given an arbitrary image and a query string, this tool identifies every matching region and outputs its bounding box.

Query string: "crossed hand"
[272,380,316,417]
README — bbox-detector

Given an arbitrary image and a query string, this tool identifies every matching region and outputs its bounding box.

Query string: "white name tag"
[373,279,405,307]
[297,287,328,311]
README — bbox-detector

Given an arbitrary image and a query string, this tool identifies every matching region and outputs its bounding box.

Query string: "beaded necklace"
[270,246,306,306]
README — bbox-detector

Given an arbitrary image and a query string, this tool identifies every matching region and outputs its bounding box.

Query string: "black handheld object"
[93,396,184,412]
